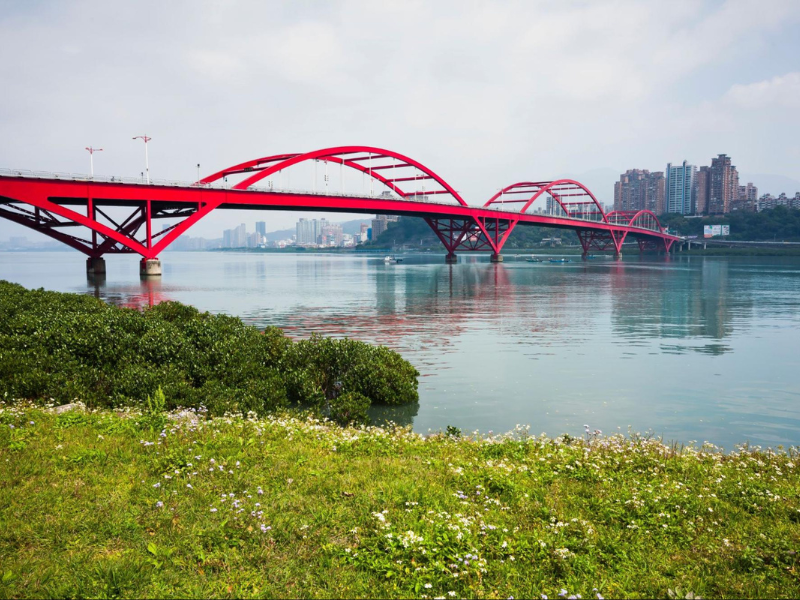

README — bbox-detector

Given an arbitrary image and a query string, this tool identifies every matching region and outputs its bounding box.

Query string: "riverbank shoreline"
[2,403,799,599]
[199,245,800,257]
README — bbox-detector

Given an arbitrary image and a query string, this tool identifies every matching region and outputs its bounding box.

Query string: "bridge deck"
[0,172,681,260]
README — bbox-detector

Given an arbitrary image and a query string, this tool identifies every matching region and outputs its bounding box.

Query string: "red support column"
[577,230,592,256]
[140,199,161,276]
[146,200,152,250]
[612,230,626,257]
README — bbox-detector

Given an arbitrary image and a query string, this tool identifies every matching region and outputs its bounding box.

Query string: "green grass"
[2,405,800,599]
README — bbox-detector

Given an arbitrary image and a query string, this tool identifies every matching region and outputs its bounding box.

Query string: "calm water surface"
[3,251,800,448]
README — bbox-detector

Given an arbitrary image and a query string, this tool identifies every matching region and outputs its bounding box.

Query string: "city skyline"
[611,151,791,216]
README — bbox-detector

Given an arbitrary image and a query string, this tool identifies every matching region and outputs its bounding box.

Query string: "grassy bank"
[2,405,800,599]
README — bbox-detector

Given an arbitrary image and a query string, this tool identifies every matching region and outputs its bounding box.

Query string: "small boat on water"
[548,258,572,263]
[384,255,403,264]
[525,257,542,263]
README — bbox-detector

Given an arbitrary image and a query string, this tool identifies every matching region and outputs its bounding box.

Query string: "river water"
[3,251,800,449]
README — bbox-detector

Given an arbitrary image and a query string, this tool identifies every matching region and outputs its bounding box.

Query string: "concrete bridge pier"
[140,258,162,277]
[86,257,106,276]
[490,253,503,263]
[445,253,458,264]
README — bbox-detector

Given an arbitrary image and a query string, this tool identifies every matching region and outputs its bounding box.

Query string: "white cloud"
[724,72,800,109]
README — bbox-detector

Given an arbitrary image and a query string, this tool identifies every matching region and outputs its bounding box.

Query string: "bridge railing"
[0,168,219,189]
[0,168,459,205]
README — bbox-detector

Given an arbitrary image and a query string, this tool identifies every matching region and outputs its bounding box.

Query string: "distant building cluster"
[295,215,398,247]
[296,218,347,247]
[613,154,778,216]
[163,216,396,251]
[757,192,800,211]
[162,224,222,251]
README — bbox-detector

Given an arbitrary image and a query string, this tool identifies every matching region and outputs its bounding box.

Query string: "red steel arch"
[601,210,673,254]
[484,180,608,223]
[201,146,468,207]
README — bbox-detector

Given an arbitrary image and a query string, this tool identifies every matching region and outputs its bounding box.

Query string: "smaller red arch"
[606,209,665,233]
[484,180,608,223]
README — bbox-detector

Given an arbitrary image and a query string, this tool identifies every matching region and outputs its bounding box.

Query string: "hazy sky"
[2,0,799,239]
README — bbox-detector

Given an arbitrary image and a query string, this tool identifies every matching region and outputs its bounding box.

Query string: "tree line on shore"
[365,206,800,250]
[660,205,800,241]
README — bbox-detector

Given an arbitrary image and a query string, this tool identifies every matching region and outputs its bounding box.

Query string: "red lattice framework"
[0,195,198,259]
[0,146,679,263]
[479,181,673,255]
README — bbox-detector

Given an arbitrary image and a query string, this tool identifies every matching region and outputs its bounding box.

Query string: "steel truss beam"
[577,229,625,255]
[424,216,518,258]
[0,197,198,258]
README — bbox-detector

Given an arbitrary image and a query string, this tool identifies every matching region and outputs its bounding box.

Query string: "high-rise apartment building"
[295,218,330,245]
[665,161,696,215]
[371,216,389,239]
[247,232,261,248]
[221,223,248,248]
[694,166,710,215]
[613,169,665,214]
[234,224,247,247]
[256,221,266,238]
[296,218,314,245]
[320,223,344,246]
[731,183,758,212]
[741,183,758,203]
[708,154,738,214]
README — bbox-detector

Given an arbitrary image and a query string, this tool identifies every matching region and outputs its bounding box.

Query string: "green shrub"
[328,391,371,426]
[343,344,419,406]
[0,281,419,423]
[281,335,419,406]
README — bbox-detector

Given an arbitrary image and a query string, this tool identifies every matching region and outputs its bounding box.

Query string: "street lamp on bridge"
[132,135,152,184]
[85,146,103,178]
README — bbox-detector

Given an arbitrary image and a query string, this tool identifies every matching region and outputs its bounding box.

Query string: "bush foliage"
[0,281,418,421]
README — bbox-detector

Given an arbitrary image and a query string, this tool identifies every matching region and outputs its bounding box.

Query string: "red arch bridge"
[0,145,680,275]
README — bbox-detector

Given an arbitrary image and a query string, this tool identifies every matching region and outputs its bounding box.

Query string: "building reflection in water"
[608,258,750,355]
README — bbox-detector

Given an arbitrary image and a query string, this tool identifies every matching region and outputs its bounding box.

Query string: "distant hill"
[263,218,372,241]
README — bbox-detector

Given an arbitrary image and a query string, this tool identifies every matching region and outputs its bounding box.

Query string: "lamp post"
[197,163,200,182]
[85,147,103,177]
[132,135,152,184]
